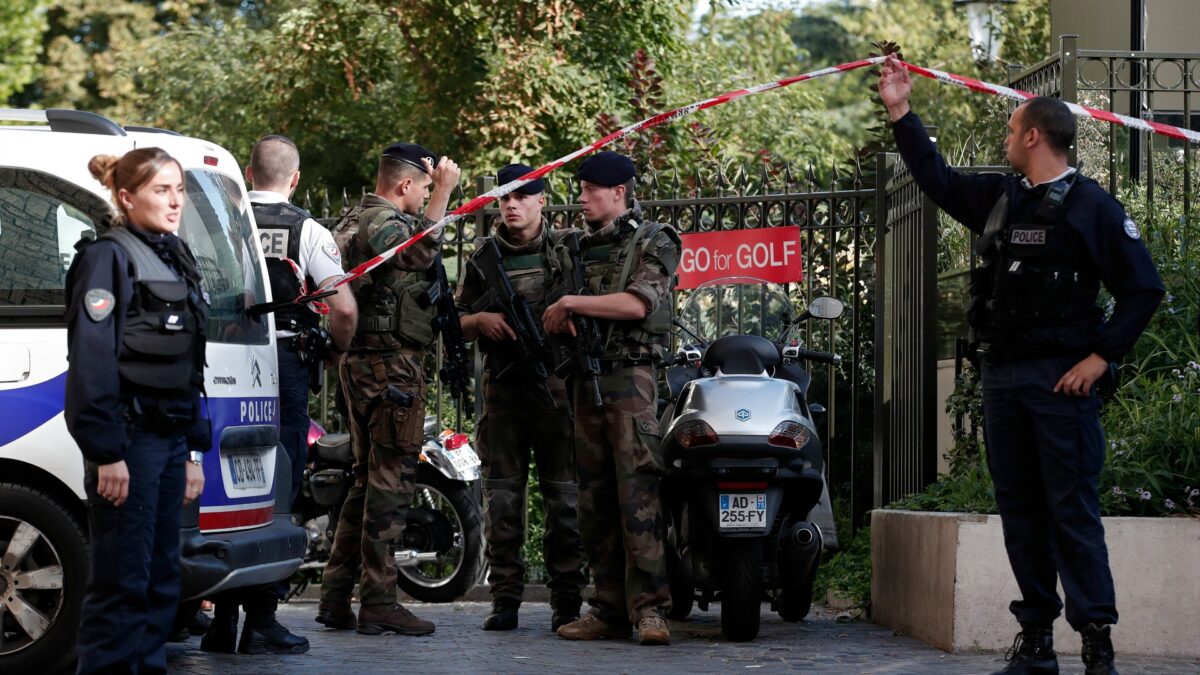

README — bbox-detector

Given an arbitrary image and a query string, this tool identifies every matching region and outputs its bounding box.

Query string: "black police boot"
[239,616,311,655]
[199,608,238,654]
[481,599,520,631]
[551,598,582,633]
[991,624,1058,675]
[1081,623,1119,675]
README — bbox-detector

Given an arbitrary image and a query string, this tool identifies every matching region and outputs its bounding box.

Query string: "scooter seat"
[703,335,780,374]
[314,433,352,464]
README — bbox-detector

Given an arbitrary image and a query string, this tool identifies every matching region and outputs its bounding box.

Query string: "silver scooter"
[659,276,843,642]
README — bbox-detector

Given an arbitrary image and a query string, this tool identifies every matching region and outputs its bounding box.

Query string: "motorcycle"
[659,276,844,642]
[291,415,486,603]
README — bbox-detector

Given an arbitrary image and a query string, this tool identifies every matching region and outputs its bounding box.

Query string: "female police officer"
[65,148,211,674]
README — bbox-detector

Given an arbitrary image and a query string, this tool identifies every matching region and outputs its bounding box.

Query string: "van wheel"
[0,483,87,672]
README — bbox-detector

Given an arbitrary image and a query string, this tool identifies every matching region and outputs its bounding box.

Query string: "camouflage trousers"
[320,349,426,608]
[572,362,670,625]
[477,370,586,607]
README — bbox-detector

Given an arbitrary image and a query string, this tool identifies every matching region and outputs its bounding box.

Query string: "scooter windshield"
[677,276,797,344]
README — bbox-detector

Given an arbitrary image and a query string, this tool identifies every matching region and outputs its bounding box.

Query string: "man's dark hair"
[621,177,636,208]
[378,155,429,189]
[1021,97,1076,156]
[249,134,300,189]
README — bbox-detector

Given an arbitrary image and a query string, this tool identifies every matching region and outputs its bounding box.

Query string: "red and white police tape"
[308,55,1200,304]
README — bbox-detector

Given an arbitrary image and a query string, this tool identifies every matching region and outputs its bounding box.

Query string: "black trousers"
[982,354,1117,631]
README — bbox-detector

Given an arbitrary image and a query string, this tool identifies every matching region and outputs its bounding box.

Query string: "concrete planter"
[871,510,1200,658]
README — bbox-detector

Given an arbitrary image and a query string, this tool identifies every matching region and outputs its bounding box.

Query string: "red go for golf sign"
[676,227,803,289]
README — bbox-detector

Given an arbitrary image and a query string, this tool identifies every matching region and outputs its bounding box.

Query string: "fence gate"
[873,153,939,509]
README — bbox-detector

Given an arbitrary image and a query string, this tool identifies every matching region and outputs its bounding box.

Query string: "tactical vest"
[969,178,1101,349]
[469,223,566,362]
[577,210,680,362]
[103,228,209,397]
[252,201,320,332]
[333,201,435,349]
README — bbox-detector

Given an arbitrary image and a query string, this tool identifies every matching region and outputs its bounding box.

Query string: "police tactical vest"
[253,201,320,332]
[577,210,680,361]
[969,178,1101,347]
[333,200,435,349]
[103,228,209,397]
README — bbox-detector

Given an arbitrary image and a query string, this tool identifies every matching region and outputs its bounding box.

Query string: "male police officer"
[455,163,587,632]
[543,151,679,646]
[316,143,459,637]
[200,135,358,654]
[879,56,1163,675]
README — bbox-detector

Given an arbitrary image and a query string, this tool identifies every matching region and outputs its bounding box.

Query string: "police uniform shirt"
[249,190,345,337]
[891,110,1164,362]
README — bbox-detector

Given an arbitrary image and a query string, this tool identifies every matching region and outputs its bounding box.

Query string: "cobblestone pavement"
[166,602,1198,674]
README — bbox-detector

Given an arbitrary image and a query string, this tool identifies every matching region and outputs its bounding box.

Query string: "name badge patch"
[84,288,115,322]
[1010,229,1047,245]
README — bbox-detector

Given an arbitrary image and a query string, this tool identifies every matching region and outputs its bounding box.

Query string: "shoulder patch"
[84,288,116,322]
[1122,218,1141,240]
[322,241,341,262]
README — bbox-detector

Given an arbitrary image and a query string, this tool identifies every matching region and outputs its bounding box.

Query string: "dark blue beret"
[497,163,544,194]
[575,151,635,187]
[382,142,437,175]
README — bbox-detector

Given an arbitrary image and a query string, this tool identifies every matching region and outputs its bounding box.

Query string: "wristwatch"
[188,451,204,467]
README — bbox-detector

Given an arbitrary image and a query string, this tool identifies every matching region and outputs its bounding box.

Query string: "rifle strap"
[602,220,662,354]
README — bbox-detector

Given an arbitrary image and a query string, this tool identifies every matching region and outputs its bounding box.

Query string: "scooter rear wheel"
[665,519,692,620]
[719,539,762,642]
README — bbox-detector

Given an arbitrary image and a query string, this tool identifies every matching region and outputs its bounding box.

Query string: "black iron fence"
[303,160,881,527]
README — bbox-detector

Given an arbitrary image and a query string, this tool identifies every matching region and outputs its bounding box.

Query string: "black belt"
[596,356,655,375]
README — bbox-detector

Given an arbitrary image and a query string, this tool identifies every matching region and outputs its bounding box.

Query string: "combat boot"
[239,617,310,654]
[1081,624,1119,675]
[482,599,520,631]
[637,616,671,646]
[357,602,436,636]
[991,624,1058,675]
[551,598,582,632]
[555,613,632,641]
[315,602,358,630]
[199,608,238,654]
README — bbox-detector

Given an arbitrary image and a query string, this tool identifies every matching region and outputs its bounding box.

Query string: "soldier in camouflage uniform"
[315,143,460,637]
[543,151,680,646]
[455,164,587,633]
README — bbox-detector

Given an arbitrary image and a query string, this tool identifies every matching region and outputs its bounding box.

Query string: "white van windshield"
[179,170,269,345]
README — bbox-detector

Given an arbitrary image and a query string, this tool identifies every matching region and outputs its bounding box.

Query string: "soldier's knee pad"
[483,476,525,493]
[540,479,579,508]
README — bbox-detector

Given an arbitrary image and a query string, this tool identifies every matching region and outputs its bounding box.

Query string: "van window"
[179,170,269,345]
[0,168,108,308]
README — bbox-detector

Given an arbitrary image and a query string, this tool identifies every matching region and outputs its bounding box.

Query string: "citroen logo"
[251,358,262,388]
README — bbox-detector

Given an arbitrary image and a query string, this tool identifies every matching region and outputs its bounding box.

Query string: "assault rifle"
[420,254,472,409]
[548,230,604,406]
[469,238,557,406]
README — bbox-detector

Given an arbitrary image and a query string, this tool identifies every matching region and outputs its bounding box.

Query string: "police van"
[0,109,305,670]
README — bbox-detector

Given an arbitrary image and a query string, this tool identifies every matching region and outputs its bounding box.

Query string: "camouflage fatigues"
[564,208,680,625]
[321,194,439,609]
[456,221,587,608]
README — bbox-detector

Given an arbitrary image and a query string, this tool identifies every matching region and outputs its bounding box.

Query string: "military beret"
[575,151,636,187]
[497,163,544,195]
[382,142,437,175]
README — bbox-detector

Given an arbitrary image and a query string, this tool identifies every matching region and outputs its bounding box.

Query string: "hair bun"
[87,154,119,188]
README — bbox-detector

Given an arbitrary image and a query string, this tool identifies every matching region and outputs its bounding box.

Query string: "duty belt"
[347,344,424,358]
[596,355,655,375]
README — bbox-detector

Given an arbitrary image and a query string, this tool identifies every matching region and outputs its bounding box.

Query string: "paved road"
[165,602,1197,674]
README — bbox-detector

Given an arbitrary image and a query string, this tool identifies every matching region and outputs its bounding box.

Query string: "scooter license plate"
[444,444,481,473]
[718,493,767,531]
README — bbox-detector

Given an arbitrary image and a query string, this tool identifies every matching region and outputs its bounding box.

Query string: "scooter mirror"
[808,296,844,320]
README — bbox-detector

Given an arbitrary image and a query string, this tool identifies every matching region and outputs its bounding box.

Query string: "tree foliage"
[0,0,47,102]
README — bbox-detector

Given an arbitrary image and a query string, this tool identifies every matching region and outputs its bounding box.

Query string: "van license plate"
[718,493,767,531]
[228,453,267,489]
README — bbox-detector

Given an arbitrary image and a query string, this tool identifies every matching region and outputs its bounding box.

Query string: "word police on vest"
[1010,229,1047,245]
[240,399,278,423]
[261,228,290,259]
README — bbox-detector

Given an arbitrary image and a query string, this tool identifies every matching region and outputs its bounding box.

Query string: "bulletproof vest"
[577,208,680,361]
[469,222,565,362]
[333,200,435,349]
[969,175,1101,343]
[252,201,320,332]
[102,228,209,397]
